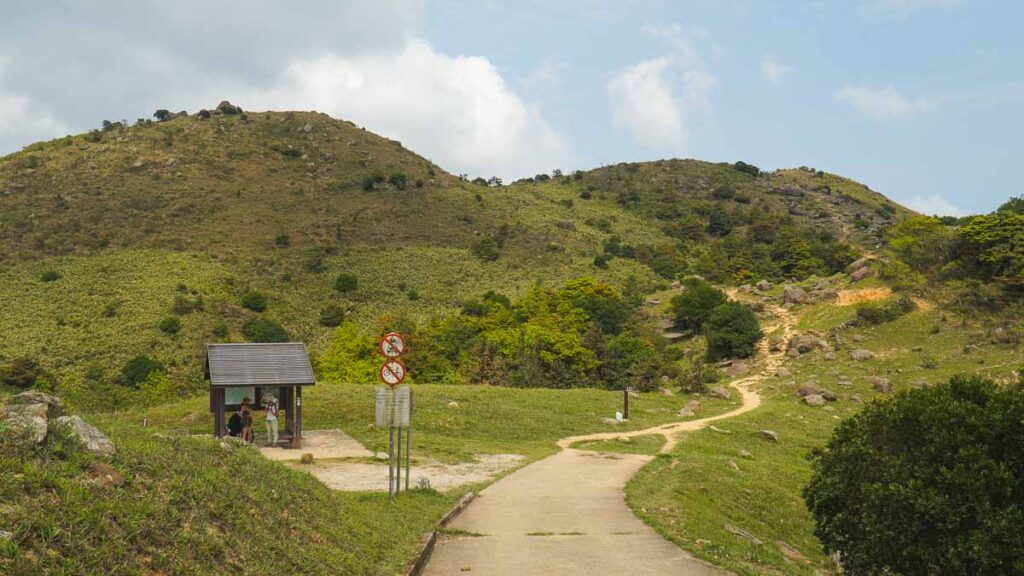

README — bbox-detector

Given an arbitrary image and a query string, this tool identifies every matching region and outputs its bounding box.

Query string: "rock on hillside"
[0,391,114,455]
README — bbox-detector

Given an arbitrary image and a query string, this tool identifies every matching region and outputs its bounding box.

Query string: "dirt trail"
[425,301,796,575]
[835,287,892,306]
[561,301,793,452]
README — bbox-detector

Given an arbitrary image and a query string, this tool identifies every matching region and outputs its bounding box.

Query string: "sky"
[0,1,1021,215]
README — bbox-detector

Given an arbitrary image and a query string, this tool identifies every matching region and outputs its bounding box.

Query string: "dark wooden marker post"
[623,387,631,420]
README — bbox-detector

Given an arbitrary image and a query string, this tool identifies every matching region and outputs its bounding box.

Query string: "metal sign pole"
[388,425,395,501]
[405,427,411,491]
[396,422,402,494]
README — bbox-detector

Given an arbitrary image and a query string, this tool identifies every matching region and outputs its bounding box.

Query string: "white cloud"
[761,57,792,84]
[0,57,68,147]
[902,194,969,216]
[606,26,717,151]
[521,60,568,93]
[245,39,571,180]
[835,85,933,118]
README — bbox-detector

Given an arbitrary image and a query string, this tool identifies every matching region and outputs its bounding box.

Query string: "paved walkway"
[425,302,794,575]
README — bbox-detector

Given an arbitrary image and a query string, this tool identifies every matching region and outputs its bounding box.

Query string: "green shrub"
[593,254,610,269]
[158,317,181,334]
[407,290,420,301]
[388,172,407,189]
[211,322,230,338]
[334,273,359,293]
[804,375,1024,574]
[362,172,386,191]
[669,278,727,333]
[319,304,345,328]
[242,318,290,343]
[119,355,165,388]
[40,270,61,282]
[732,161,761,177]
[580,190,592,200]
[855,296,916,325]
[240,290,268,312]
[171,294,202,315]
[704,302,762,361]
[471,236,500,262]
[275,233,290,247]
[0,357,47,389]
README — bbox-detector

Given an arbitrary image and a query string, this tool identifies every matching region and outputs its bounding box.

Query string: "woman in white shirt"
[264,394,279,446]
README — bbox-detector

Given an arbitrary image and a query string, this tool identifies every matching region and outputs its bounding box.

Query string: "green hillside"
[0,106,912,407]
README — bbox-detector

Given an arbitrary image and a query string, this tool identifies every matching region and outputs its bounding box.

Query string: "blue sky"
[0,1,1020,214]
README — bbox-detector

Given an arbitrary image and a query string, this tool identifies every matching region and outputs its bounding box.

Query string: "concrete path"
[425,302,795,575]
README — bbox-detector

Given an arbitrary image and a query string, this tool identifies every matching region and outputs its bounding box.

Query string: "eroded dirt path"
[425,303,796,575]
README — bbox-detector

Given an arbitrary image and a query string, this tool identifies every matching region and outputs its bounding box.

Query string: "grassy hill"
[0,106,913,407]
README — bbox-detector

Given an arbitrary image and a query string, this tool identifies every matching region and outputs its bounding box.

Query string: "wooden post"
[623,388,629,420]
[294,385,303,449]
[212,387,226,437]
[283,386,294,440]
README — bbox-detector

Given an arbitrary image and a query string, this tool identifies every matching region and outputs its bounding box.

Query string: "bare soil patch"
[836,287,892,306]
[297,454,524,492]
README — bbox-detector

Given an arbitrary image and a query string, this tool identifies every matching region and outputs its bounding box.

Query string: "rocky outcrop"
[708,386,731,400]
[0,392,114,455]
[871,377,892,393]
[850,267,873,282]
[788,333,828,355]
[52,416,116,456]
[782,286,810,305]
[216,100,242,115]
[851,347,874,362]
[756,280,772,291]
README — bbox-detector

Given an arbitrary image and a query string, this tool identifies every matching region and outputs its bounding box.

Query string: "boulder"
[658,386,674,397]
[850,394,863,403]
[216,100,241,115]
[775,368,791,378]
[708,386,731,400]
[196,109,211,119]
[0,391,66,445]
[788,334,827,354]
[739,449,753,459]
[759,430,779,443]
[52,416,115,456]
[871,377,892,393]
[447,401,460,408]
[849,349,875,361]
[89,462,125,487]
[677,399,701,418]
[727,361,750,377]
[768,335,785,352]
[850,267,873,282]
[556,220,576,230]
[782,286,810,305]
[756,280,772,291]
[847,257,870,272]
[802,394,826,407]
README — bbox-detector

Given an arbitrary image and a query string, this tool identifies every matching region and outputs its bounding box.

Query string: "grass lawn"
[570,434,666,454]
[626,297,1022,575]
[139,383,736,463]
[0,417,459,576]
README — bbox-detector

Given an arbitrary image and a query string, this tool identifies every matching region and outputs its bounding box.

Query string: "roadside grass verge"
[570,434,666,454]
[0,418,457,576]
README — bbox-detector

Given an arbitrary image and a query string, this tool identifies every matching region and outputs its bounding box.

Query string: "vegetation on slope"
[0,416,456,576]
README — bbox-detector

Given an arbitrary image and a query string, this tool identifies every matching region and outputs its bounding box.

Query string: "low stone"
[759,430,778,442]
[375,451,389,460]
[802,394,826,406]
[658,386,674,397]
[756,280,772,291]
[52,416,115,456]
[782,285,810,305]
[727,362,750,377]
[847,257,870,272]
[850,394,863,403]
[739,449,753,459]
[728,460,740,471]
[556,220,576,230]
[216,100,241,115]
[871,377,892,393]
[775,368,791,378]
[850,267,873,282]
[601,417,622,425]
[849,349,875,361]
[795,383,823,397]
[788,334,827,354]
[6,391,66,417]
[0,402,49,444]
[677,408,695,417]
[786,348,801,359]
[768,335,785,352]
[708,386,731,400]
[447,401,460,408]
[911,377,930,388]
[89,462,124,487]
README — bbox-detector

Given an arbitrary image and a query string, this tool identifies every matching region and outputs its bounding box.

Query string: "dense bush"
[158,317,181,334]
[318,304,345,328]
[241,318,290,343]
[388,172,407,189]
[0,357,47,389]
[804,375,1024,574]
[119,356,165,388]
[40,270,61,282]
[334,273,359,293]
[239,290,267,312]
[732,161,761,177]
[400,278,663,390]
[669,278,727,333]
[171,293,203,315]
[704,301,762,361]
[471,236,500,262]
[854,295,916,325]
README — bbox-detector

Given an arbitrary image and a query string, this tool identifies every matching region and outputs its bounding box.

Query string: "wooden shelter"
[206,342,315,448]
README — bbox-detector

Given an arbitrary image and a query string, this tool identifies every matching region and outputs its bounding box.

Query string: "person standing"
[264,394,279,446]
[240,397,254,445]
